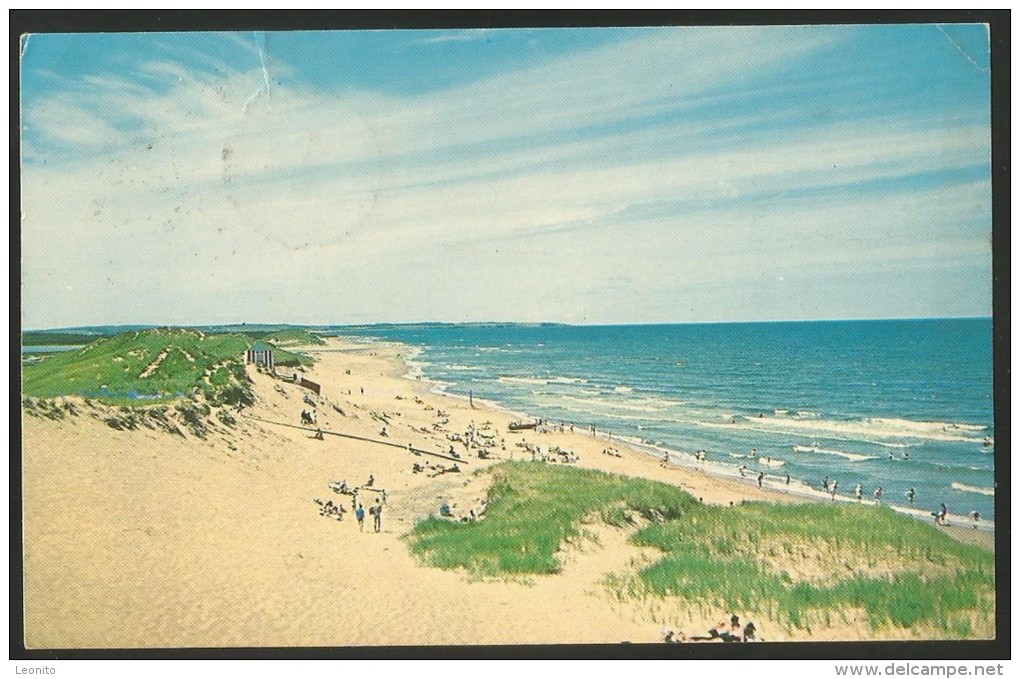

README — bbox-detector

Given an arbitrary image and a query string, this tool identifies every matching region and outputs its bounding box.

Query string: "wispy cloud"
[412,29,495,45]
[20,26,992,327]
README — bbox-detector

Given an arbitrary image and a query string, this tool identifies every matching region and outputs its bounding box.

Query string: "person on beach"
[690,621,731,642]
[757,471,764,489]
[823,476,830,492]
[661,452,669,468]
[830,480,838,501]
[906,487,916,504]
[366,474,374,487]
[785,473,790,487]
[739,465,747,478]
[314,428,324,440]
[937,503,949,526]
[373,499,383,532]
[661,628,685,643]
[970,510,980,529]
[855,484,863,502]
[874,486,883,503]
[355,504,365,531]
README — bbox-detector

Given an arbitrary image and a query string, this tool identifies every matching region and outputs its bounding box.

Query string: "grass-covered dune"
[258,328,326,346]
[409,462,994,637]
[21,327,310,405]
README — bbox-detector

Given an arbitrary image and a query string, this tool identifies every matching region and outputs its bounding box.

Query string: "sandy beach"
[21,337,993,648]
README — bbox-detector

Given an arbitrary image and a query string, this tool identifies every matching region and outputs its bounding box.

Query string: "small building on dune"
[245,341,275,372]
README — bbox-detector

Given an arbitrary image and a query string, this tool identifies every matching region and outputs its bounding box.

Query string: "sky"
[20,24,993,329]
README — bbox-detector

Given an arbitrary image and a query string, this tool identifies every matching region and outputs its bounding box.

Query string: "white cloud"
[20,26,991,328]
[412,29,495,45]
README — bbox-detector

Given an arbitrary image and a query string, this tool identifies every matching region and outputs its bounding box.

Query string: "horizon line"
[23,315,994,334]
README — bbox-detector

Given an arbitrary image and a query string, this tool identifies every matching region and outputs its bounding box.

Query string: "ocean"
[329,319,996,524]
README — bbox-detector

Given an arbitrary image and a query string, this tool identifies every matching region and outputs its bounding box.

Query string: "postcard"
[17,18,1002,657]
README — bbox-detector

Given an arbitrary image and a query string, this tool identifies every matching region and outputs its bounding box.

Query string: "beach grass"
[409,462,696,576]
[258,328,326,346]
[21,327,296,405]
[408,462,994,634]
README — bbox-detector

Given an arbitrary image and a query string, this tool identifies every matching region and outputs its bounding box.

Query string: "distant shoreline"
[23,315,994,336]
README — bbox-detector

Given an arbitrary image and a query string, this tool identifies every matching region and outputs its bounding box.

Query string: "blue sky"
[20,25,992,328]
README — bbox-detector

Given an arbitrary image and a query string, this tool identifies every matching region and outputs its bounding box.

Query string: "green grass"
[272,346,315,367]
[408,462,697,576]
[407,462,994,635]
[261,328,325,346]
[22,328,259,405]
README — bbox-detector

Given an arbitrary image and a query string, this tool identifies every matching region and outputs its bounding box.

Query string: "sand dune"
[21,338,991,647]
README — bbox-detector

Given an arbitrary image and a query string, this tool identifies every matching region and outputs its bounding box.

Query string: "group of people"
[324,474,387,533]
[330,476,373,494]
[412,460,462,477]
[349,498,384,533]
[315,498,345,521]
[438,498,489,523]
[445,421,510,460]
[931,503,980,529]
[662,615,759,643]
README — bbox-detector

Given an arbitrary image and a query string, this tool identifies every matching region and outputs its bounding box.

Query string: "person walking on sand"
[355,504,365,532]
[854,483,863,502]
[373,499,383,533]
[830,480,838,501]
[757,471,764,489]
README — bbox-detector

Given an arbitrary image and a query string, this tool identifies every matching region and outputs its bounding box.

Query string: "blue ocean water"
[331,319,995,523]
